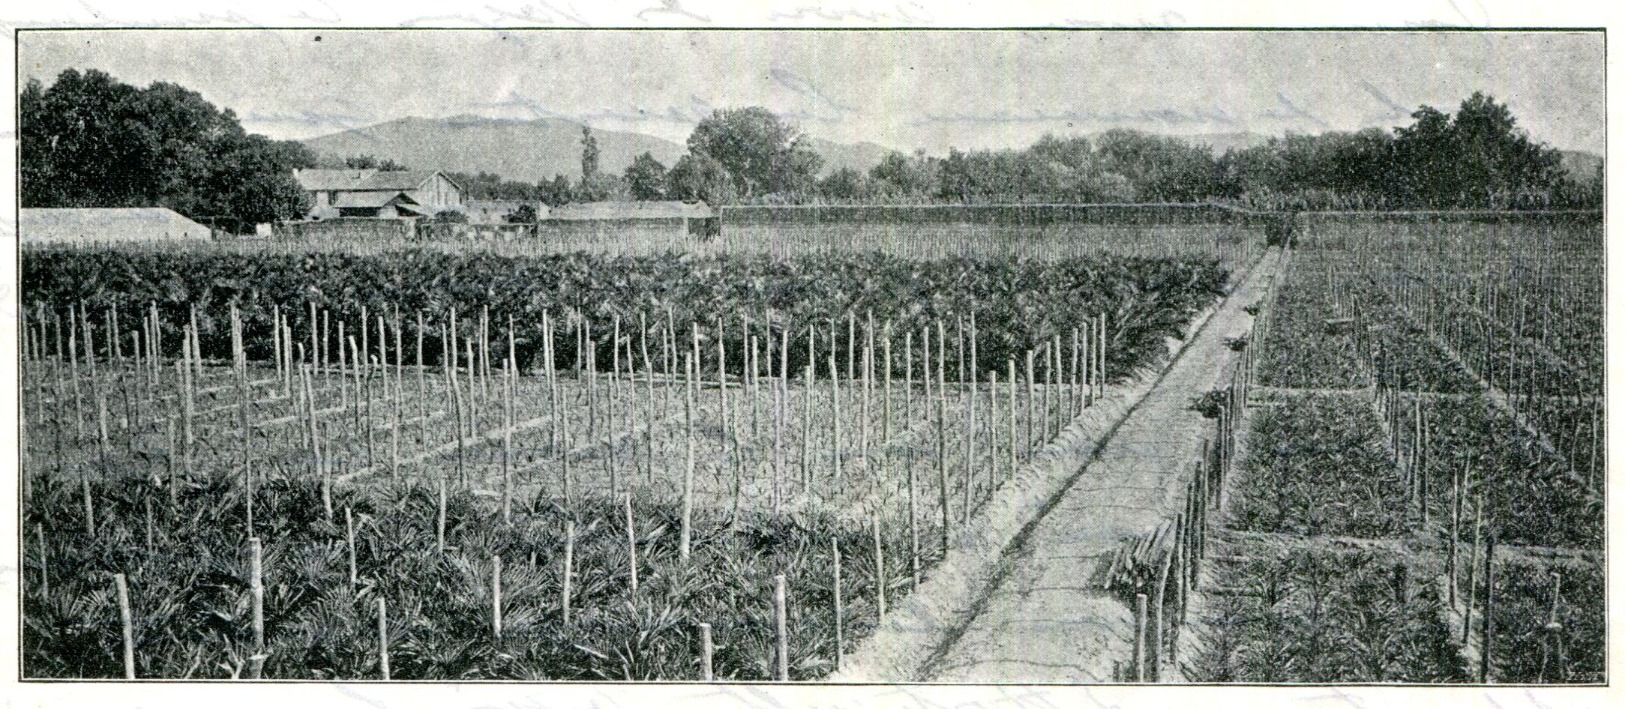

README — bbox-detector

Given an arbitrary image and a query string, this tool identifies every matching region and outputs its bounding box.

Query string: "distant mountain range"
[302,116,687,185]
[301,118,1599,187]
[300,115,893,184]
[801,137,894,177]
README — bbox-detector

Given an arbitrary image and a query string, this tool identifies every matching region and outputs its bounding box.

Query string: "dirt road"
[916,248,1281,682]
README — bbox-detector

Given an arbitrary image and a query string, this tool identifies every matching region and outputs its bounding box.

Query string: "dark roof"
[333,191,418,209]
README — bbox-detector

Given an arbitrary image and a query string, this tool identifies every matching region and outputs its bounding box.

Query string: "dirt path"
[916,248,1282,683]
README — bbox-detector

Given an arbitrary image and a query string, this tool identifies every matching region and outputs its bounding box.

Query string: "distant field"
[28,220,1260,275]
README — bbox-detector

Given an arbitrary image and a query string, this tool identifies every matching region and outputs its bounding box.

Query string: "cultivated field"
[18,238,1229,680]
[17,213,1605,684]
[1196,214,1605,684]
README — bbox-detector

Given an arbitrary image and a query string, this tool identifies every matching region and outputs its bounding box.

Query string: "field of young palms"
[18,212,1604,685]
[1204,214,1605,684]
[18,243,1230,680]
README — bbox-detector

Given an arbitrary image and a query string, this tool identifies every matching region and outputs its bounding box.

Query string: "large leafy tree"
[869,150,937,200]
[667,151,736,205]
[447,170,543,201]
[624,152,669,201]
[1440,92,1565,208]
[1222,92,1575,209]
[817,167,873,202]
[1093,129,1222,202]
[539,174,575,207]
[21,70,150,209]
[21,68,314,233]
[684,107,823,201]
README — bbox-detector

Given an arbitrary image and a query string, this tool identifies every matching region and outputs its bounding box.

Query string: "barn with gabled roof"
[293,168,464,219]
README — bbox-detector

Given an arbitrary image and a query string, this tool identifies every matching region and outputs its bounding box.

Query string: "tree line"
[425,93,1604,213]
[21,69,316,234]
[810,92,1597,211]
[20,68,1600,233]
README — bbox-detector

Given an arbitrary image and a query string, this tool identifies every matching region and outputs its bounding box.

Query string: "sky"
[16,29,1606,154]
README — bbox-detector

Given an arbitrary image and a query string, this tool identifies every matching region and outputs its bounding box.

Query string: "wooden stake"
[36,523,49,599]
[377,597,390,680]
[83,477,95,537]
[1481,533,1496,683]
[883,323,893,480]
[641,312,655,484]
[1025,349,1036,458]
[698,622,714,681]
[492,555,503,640]
[681,356,696,561]
[562,520,575,625]
[115,572,135,679]
[988,368,1000,485]
[302,363,328,522]
[609,317,621,496]
[1449,463,1465,606]
[773,327,787,514]
[803,362,814,495]
[936,325,949,557]
[502,362,513,524]
[480,305,490,402]
[385,316,399,480]
[69,305,84,439]
[436,470,448,554]
[860,328,871,481]
[1072,327,1081,415]
[965,314,978,521]
[1008,359,1018,480]
[338,320,350,412]
[1153,542,1172,681]
[830,348,843,490]
[273,304,283,386]
[1463,495,1482,645]
[625,493,639,595]
[417,311,427,445]
[447,320,467,486]
[773,574,790,681]
[833,537,844,671]
[249,536,265,679]
[1133,592,1148,682]
[345,507,358,588]
[905,331,918,584]
[873,515,887,620]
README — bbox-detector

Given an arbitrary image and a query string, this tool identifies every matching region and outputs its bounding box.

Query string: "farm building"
[330,191,432,219]
[464,200,548,224]
[547,200,718,236]
[19,207,213,244]
[293,169,465,219]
